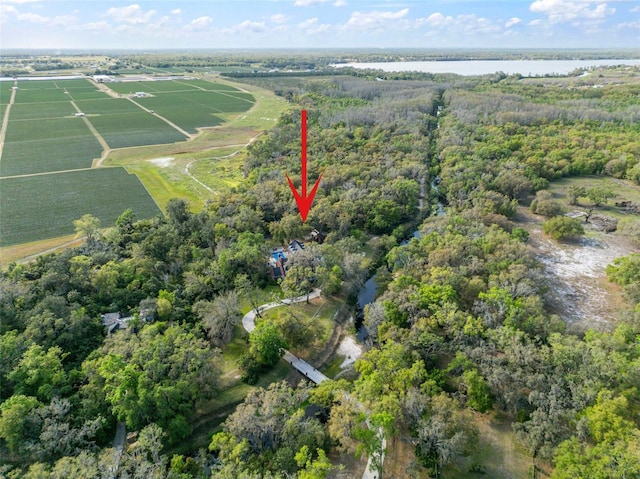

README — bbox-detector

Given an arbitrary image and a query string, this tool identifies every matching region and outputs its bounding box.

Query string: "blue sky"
[1,1,639,50]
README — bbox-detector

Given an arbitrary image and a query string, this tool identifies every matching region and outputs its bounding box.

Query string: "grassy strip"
[0,234,82,266]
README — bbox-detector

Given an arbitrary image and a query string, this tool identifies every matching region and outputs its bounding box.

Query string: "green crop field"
[135,90,254,133]
[177,79,244,91]
[74,97,143,114]
[135,93,224,133]
[105,80,199,94]
[0,83,13,104]
[1,117,103,176]
[0,167,161,246]
[16,80,59,90]
[13,86,68,103]
[0,76,264,250]
[9,101,74,120]
[75,97,188,148]
[67,89,110,101]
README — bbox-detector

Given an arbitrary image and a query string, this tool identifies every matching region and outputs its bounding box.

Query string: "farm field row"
[0,78,256,176]
[0,75,282,256]
[0,168,160,247]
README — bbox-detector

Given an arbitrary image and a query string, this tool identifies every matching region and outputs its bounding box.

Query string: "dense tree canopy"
[2,65,639,478]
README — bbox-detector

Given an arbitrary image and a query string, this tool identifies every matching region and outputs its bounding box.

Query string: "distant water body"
[332,59,640,76]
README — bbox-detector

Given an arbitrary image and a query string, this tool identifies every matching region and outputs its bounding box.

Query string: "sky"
[1,0,639,50]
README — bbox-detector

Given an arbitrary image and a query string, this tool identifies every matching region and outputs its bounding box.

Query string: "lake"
[331,59,640,76]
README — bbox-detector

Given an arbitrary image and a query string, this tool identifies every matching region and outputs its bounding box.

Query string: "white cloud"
[189,16,213,28]
[106,4,157,25]
[616,19,640,30]
[17,12,49,23]
[528,18,543,26]
[334,0,347,6]
[224,19,266,33]
[423,12,453,27]
[630,5,640,13]
[529,0,615,23]
[420,12,501,35]
[455,14,500,34]
[346,8,409,30]
[171,8,182,15]
[0,4,18,22]
[271,13,289,24]
[297,17,331,34]
[79,21,112,32]
[294,0,328,6]
[505,17,522,28]
[13,11,75,27]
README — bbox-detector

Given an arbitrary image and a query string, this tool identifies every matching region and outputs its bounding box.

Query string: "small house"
[101,312,133,336]
[268,240,306,280]
[309,229,326,244]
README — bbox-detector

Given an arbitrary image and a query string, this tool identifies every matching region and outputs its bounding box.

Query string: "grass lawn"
[444,411,538,479]
[258,295,342,360]
[321,356,344,379]
[546,175,640,221]
[0,233,82,266]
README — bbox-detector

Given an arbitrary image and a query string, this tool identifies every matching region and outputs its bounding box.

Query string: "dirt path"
[127,97,194,139]
[183,132,263,194]
[0,80,18,163]
[13,237,86,263]
[92,81,125,99]
[66,97,112,167]
[517,208,631,331]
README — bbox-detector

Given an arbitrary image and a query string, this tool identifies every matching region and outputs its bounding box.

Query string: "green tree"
[97,324,219,440]
[73,214,101,245]
[295,446,333,479]
[414,393,478,478]
[249,321,287,366]
[116,208,136,234]
[461,369,493,413]
[566,185,586,206]
[606,253,640,286]
[586,186,616,207]
[9,344,69,402]
[0,395,40,453]
[0,331,32,401]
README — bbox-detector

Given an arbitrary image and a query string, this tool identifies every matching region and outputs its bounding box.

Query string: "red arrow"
[286,109,322,222]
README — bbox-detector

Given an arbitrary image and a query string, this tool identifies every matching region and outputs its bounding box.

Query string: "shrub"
[511,227,529,242]
[543,216,585,241]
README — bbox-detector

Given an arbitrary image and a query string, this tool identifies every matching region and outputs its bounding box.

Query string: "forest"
[1,63,639,478]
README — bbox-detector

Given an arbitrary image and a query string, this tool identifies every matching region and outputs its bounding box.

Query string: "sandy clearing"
[148,157,175,167]
[336,335,363,368]
[522,210,632,331]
